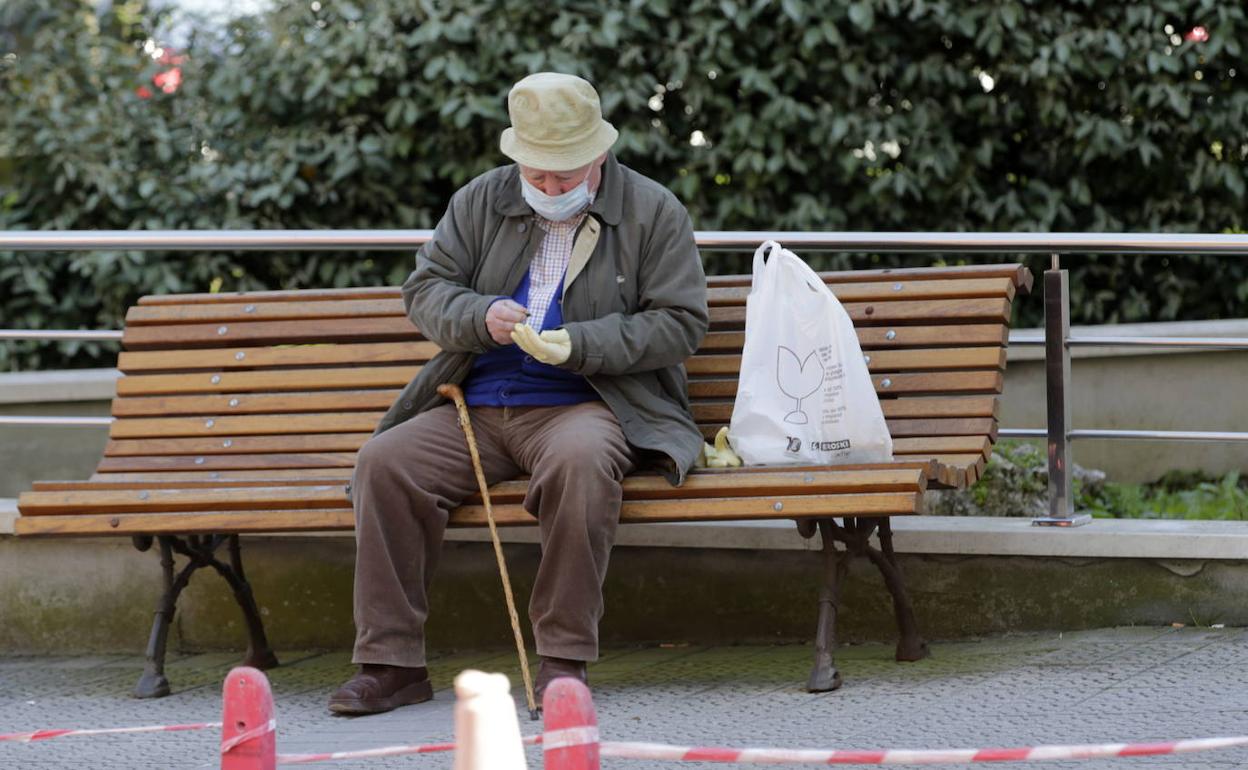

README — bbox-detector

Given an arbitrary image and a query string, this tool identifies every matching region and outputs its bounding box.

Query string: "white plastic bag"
[728,241,893,466]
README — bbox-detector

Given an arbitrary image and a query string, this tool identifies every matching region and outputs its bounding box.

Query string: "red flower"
[136,85,153,99]
[153,67,182,94]
[1185,26,1209,43]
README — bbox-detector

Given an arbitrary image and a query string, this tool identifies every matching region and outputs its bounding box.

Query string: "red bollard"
[221,666,276,770]
[542,677,599,770]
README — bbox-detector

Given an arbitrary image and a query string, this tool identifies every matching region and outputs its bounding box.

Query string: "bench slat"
[116,326,1009,373]
[14,491,921,536]
[884,418,997,439]
[14,509,358,536]
[696,396,997,422]
[117,331,1003,376]
[892,436,991,456]
[120,298,1011,349]
[138,287,398,305]
[84,458,942,483]
[36,461,935,490]
[705,277,1015,306]
[702,412,971,440]
[116,366,422,396]
[125,278,1016,325]
[685,347,1004,376]
[37,474,353,489]
[876,395,999,419]
[706,263,1032,290]
[712,297,1009,328]
[96,452,358,472]
[111,375,1002,423]
[20,484,351,515]
[131,265,1030,306]
[109,413,386,439]
[112,390,402,417]
[689,370,1003,399]
[118,342,443,373]
[108,411,994,441]
[455,492,922,525]
[19,467,923,516]
[456,465,926,502]
[104,433,373,455]
[698,325,1008,353]
[103,437,985,481]
[118,365,1002,400]
[856,324,1007,348]
[126,299,407,325]
[122,317,422,350]
[114,392,998,421]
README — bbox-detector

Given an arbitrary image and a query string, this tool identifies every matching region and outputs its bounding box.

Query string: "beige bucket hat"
[499,72,618,172]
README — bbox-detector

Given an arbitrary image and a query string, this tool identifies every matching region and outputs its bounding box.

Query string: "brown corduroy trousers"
[349,401,638,668]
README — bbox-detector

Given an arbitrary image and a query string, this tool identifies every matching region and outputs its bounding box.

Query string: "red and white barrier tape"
[542,726,598,751]
[271,733,1248,765]
[595,736,1248,764]
[220,719,277,755]
[6,716,1248,765]
[0,721,222,744]
[275,734,544,764]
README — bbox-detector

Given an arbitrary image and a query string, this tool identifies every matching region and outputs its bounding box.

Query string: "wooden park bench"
[16,262,1031,697]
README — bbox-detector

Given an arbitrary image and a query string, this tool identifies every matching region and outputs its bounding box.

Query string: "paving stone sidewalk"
[3,627,1247,769]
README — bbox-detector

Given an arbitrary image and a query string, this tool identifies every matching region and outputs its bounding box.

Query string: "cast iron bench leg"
[865,517,929,662]
[215,536,280,670]
[134,537,191,698]
[132,534,279,698]
[806,518,845,692]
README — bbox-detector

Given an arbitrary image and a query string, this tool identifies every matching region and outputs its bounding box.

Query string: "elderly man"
[329,72,711,715]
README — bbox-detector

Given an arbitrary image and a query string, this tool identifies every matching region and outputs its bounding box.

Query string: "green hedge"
[2,0,1246,370]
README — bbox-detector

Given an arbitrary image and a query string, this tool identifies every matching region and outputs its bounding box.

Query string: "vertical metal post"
[1034,254,1091,526]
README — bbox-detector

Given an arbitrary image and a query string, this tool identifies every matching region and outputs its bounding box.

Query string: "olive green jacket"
[374,153,709,485]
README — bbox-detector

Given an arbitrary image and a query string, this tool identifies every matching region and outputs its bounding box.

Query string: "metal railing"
[4,230,1248,525]
[6,229,1248,253]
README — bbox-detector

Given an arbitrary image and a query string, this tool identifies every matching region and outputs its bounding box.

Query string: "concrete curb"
[442,516,1248,560]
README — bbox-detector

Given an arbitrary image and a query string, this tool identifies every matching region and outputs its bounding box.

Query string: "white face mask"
[520,174,593,222]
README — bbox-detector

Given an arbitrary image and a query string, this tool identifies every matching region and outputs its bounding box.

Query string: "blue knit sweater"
[462,270,600,407]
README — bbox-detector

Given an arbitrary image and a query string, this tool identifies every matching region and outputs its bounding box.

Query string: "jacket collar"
[494,152,624,226]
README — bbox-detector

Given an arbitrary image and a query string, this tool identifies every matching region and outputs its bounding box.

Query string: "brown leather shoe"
[328,664,432,715]
[534,656,589,704]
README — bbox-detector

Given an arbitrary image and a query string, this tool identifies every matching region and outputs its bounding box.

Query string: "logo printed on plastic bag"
[776,346,824,425]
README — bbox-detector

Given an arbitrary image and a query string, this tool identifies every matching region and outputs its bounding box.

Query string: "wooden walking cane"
[436,384,539,720]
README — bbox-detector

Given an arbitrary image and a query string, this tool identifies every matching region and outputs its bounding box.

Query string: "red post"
[221,666,276,770]
[542,677,599,770]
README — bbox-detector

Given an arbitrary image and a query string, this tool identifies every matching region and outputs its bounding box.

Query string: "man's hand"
[485,299,529,345]
[511,324,572,365]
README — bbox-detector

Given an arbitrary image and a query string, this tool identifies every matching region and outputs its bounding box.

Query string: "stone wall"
[3,527,1245,654]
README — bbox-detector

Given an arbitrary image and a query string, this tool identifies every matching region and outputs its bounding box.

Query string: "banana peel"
[697,426,743,468]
